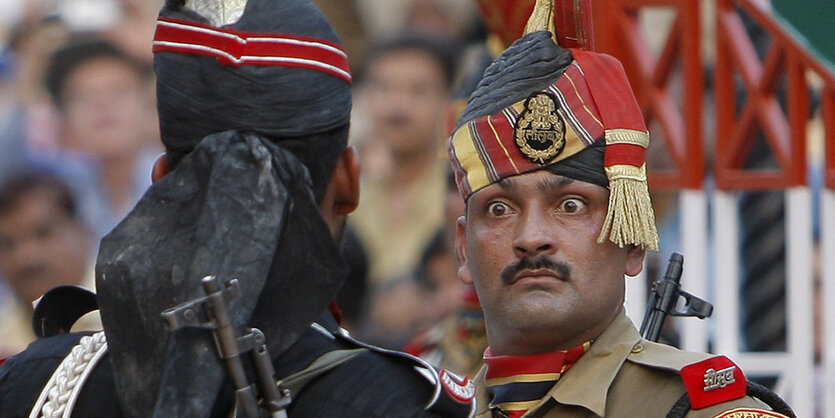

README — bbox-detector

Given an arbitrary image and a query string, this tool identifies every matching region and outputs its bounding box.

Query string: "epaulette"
[625,341,794,416]
[322,325,477,417]
[676,355,794,417]
[625,339,713,374]
[680,355,747,409]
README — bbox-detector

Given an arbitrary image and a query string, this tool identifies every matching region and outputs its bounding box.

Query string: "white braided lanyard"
[28,331,108,418]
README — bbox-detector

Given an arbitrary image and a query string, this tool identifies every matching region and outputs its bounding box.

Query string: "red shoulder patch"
[680,355,747,409]
[439,369,476,404]
[0,356,6,367]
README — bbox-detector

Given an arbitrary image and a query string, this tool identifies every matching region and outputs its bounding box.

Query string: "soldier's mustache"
[500,256,571,284]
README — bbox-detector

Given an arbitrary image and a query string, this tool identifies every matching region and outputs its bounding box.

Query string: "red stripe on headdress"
[552,64,605,140]
[571,50,646,167]
[602,143,646,168]
[571,50,644,133]
[474,114,524,177]
[152,17,352,84]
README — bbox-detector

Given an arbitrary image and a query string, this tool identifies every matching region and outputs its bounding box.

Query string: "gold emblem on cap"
[515,92,565,163]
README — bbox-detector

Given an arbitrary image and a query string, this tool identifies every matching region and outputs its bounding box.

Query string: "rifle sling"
[276,348,368,397]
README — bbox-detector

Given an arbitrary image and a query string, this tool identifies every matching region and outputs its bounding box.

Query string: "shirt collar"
[483,342,591,416]
[536,310,642,416]
[472,311,642,417]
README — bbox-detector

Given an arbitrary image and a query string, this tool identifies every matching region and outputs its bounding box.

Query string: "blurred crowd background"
[0,3,826,404]
[0,0,490,360]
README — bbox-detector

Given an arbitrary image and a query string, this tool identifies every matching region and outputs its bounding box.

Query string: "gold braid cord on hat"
[597,128,658,251]
[600,163,659,251]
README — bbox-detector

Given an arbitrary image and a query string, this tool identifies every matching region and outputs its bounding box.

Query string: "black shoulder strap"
[666,381,796,418]
[666,393,690,418]
[746,381,795,417]
[331,328,476,416]
[277,348,367,396]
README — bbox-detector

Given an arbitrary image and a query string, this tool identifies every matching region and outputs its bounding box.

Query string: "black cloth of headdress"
[155,0,352,159]
[455,31,572,132]
[96,131,347,418]
[454,30,607,188]
[545,138,608,188]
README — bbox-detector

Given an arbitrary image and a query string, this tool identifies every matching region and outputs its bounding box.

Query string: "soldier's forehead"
[495,172,576,192]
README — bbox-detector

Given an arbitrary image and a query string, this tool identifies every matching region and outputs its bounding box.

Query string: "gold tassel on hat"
[597,163,659,251]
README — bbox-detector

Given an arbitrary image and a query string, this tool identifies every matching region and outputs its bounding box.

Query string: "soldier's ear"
[332,146,360,215]
[151,153,170,183]
[625,244,646,277]
[456,216,473,285]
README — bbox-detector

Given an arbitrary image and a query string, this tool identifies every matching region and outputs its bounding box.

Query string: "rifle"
[643,255,797,417]
[162,276,291,418]
[639,253,713,342]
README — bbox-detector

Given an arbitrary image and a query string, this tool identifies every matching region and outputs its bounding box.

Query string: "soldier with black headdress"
[448,0,794,417]
[0,0,476,416]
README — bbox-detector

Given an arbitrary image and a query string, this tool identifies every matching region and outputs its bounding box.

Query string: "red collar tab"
[680,355,747,409]
[484,342,589,380]
[152,17,352,84]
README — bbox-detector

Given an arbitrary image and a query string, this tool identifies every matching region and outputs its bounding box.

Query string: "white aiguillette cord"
[29,331,108,418]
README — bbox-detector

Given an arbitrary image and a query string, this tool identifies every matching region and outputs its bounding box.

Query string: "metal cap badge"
[514,92,565,164]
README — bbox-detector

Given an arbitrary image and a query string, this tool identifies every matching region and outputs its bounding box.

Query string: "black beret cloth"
[97,133,346,418]
[95,0,354,415]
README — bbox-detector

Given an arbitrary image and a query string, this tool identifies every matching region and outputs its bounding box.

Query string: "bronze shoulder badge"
[514,92,565,164]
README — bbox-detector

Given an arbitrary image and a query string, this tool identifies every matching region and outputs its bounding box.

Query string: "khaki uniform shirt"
[473,311,780,417]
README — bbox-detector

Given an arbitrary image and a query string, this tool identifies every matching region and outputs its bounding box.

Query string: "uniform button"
[631,343,644,353]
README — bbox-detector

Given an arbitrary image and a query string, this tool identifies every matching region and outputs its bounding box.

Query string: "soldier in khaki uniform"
[446,0,795,416]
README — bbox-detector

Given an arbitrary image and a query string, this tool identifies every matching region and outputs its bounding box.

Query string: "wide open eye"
[559,198,586,214]
[486,201,511,217]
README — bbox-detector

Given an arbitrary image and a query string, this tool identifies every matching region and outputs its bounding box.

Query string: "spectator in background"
[403,170,487,377]
[350,35,455,347]
[355,0,478,44]
[359,168,474,351]
[417,169,471,328]
[102,0,164,64]
[0,16,70,163]
[404,0,478,43]
[45,39,161,236]
[351,35,455,286]
[311,0,368,74]
[0,170,96,356]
